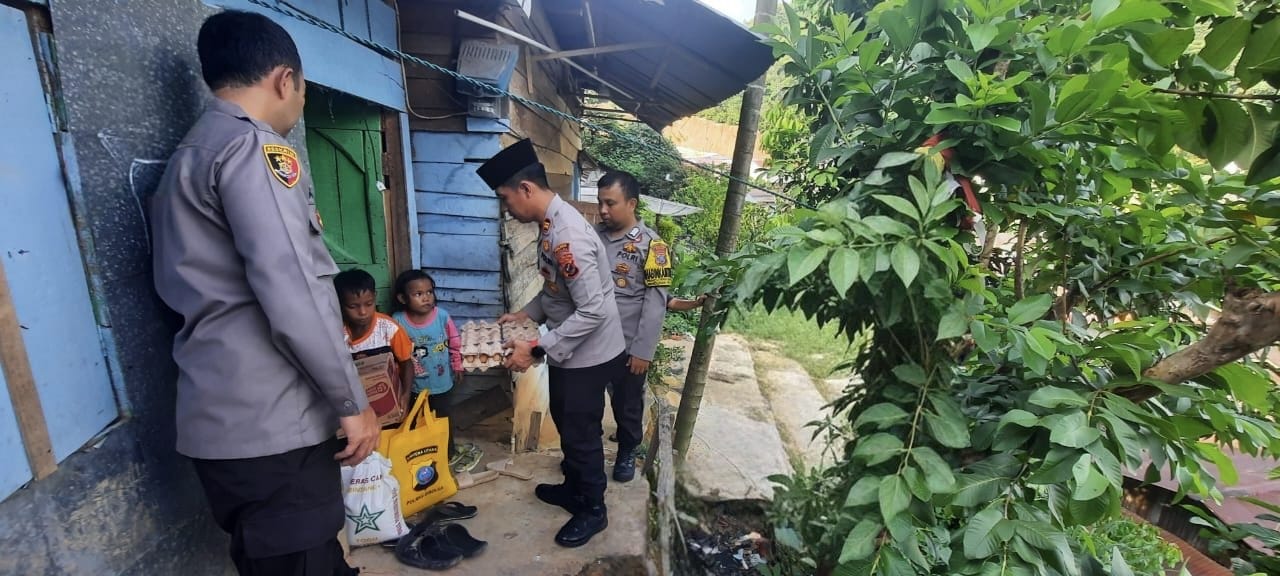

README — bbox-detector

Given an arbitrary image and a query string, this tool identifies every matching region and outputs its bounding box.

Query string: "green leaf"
[1196,442,1239,486]
[861,215,914,237]
[971,320,1000,352]
[876,151,921,169]
[963,507,1004,559]
[1246,143,1280,185]
[1098,0,1170,30]
[829,248,860,297]
[1138,28,1195,68]
[902,466,932,502]
[787,245,829,286]
[774,526,802,551]
[1235,103,1280,169]
[945,59,976,85]
[966,22,998,51]
[853,433,905,466]
[925,410,971,449]
[1090,0,1119,22]
[936,305,968,340]
[892,363,927,386]
[912,447,957,493]
[988,116,1022,133]
[1238,17,1280,88]
[806,228,845,244]
[1200,18,1250,71]
[952,472,1011,507]
[890,242,920,288]
[1217,362,1272,410]
[845,476,882,507]
[1072,458,1110,501]
[1056,90,1098,123]
[1050,411,1102,448]
[1029,386,1090,408]
[925,106,972,125]
[999,409,1039,430]
[1111,548,1135,576]
[1184,0,1237,16]
[1222,243,1258,268]
[860,38,887,70]
[879,10,914,52]
[879,475,912,520]
[838,520,882,563]
[874,194,922,221]
[1206,100,1251,169]
[854,403,910,431]
[1029,447,1082,485]
[1008,294,1053,325]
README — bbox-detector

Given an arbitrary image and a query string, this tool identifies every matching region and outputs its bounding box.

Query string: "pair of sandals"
[391,502,487,571]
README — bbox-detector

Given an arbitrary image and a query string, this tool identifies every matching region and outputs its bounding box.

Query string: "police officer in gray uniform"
[594,171,671,483]
[479,139,626,548]
[150,11,377,575]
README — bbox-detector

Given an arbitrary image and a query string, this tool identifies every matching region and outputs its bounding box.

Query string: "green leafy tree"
[686,0,1280,574]
[583,120,686,199]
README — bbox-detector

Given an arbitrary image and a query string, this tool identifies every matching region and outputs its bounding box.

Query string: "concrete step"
[662,335,791,503]
[751,348,834,471]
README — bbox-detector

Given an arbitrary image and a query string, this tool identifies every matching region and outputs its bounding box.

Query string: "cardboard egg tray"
[459,319,541,372]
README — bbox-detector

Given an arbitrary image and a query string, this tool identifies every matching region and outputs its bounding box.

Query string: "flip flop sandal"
[394,524,463,571]
[451,445,483,474]
[440,523,488,558]
[425,501,479,524]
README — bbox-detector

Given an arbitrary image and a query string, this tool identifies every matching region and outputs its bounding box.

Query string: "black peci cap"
[476,138,541,190]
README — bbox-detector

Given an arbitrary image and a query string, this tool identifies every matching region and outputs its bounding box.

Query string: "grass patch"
[725,306,855,380]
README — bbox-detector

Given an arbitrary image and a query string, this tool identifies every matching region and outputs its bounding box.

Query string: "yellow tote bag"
[378,392,457,518]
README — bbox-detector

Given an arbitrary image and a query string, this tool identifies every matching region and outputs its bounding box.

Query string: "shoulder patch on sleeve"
[555,243,580,280]
[644,239,673,287]
[262,144,301,188]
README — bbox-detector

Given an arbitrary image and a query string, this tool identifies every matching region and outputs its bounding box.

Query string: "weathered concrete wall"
[0,0,233,573]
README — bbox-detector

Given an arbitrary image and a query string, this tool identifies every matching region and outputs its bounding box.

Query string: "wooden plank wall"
[401,1,587,439]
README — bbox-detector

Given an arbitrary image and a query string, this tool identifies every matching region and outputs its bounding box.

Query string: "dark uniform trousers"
[192,438,357,576]
[549,353,629,505]
[611,367,647,454]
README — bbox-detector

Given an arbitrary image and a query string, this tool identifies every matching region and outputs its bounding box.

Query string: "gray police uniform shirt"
[522,194,626,369]
[598,221,671,362]
[151,98,368,460]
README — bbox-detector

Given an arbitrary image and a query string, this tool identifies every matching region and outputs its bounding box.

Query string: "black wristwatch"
[531,345,547,360]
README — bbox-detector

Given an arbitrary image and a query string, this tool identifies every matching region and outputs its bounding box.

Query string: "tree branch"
[1052,235,1234,319]
[1120,288,1280,403]
[1014,220,1027,301]
[978,223,999,270]
[1154,88,1280,101]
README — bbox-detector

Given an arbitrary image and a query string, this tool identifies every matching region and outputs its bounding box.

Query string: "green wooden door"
[304,91,391,307]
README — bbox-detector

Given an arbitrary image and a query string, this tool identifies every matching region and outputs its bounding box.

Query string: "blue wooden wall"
[210,0,405,112]
[411,132,505,323]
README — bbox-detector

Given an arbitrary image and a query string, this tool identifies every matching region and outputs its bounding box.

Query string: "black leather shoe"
[555,504,608,548]
[613,448,636,483]
[535,483,582,514]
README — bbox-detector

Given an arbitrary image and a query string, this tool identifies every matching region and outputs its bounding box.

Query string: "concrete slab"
[753,348,834,471]
[671,335,791,502]
[350,413,649,576]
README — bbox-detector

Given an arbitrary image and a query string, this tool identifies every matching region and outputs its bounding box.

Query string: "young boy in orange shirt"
[334,270,414,402]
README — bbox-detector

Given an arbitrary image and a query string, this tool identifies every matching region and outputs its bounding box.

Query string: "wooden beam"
[381,111,413,278]
[530,42,664,62]
[0,258,56,479]
[649,47,673,90]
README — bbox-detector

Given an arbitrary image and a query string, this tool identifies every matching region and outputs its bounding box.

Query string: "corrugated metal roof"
[541,0,775,128]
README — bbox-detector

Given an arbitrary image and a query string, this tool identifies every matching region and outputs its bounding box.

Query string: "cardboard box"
[354,352,407,427]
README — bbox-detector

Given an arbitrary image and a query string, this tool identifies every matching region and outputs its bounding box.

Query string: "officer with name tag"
[479,139,627,548]
[593,170,673,483]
